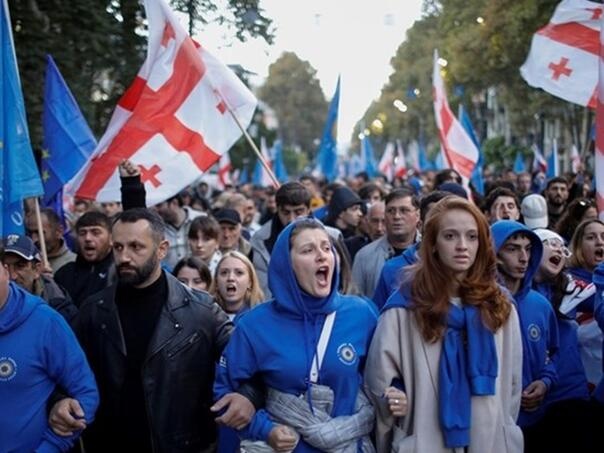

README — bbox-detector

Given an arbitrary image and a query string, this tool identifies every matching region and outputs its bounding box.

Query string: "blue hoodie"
[491,221,559,427]
[214,219,378,451]
[0,282,99,453]
[372,242,419,310]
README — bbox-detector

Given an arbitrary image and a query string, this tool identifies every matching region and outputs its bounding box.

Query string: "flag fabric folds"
[394,141,407,179]
[459,105,485,195]
[532,144,548,174]
[432,50,479,181]
[253,137,273,187]
[571,144,582,173]
[546,140,559,179]
[42,55,97,205]
[520,0,602,108]
[216,151,232,189]
[1,0,43,236]
[71,0,257,206]
[317,76,340,181]
[378,142,395,181]
[272,139,289,182]
[596,9,604,219]
[513,152,526,173]
[361,135,378,178]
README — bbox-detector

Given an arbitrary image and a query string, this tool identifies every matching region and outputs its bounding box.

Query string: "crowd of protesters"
[1,160,604,452]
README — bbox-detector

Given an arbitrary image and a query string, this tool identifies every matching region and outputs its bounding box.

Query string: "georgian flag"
[394,140,407,178]
[70,0,257,205]
[378,142,395,181]
[217,151,232,189]
[520,0,602,108]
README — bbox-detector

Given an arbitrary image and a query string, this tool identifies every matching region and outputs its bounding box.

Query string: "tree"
[259,52,328,158]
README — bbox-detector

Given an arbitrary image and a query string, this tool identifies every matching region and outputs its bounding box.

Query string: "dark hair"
[483,187,519,213]
[172,256,212,288]
[40,208,62,229]
[188,215,220,241]
[358,183,384,201]
[419,191,451,222]
[435,169,462,186]
[76,211,112,232]
[555,198,596,241]
[546,177,568,190]
[299,174,317,184]
[385,188,418,208]
[114,208,165,244]
[276,182,311,208]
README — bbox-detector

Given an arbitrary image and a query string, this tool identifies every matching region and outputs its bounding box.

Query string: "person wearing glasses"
[352,189,420,298]
[532,228,598,452]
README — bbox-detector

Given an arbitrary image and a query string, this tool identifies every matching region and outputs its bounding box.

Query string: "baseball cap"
[521,194,548,230]
[214,208,241,225]
[3,234,41,261]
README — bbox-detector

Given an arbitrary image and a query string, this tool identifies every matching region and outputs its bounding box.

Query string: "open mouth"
[549,255,562,266]
[316,266,330,285]
[595,248,604,261]
[225,284,238,295]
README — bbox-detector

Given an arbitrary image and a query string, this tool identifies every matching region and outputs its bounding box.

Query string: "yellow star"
[42,170,50,182]
[41,148,50,159]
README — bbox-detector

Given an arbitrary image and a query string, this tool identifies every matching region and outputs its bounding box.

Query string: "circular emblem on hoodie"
[337,343,357,366]
[0,357,17,381]
[528,324,541,342]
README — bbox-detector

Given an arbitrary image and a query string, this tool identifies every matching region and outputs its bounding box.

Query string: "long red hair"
[405,197,511,342]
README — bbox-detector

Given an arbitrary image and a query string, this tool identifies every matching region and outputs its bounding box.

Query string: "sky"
[199,0,424,148]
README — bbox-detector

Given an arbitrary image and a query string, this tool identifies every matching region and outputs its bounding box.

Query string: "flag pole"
[225,107,280,189]
[33,197,51,271]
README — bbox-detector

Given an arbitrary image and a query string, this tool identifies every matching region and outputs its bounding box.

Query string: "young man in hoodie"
[491,220,559,452]
[0,244,98,452]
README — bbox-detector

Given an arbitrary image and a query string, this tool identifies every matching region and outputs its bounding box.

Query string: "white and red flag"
[71,0,257,205]
[216,151,232,189]
[378,142,395,181]
[532,144,548,174]
[520,0,602,108]
[394,140,407,179]
[406,140,420,173]
[570,144,582,173]
[596,8,604,219]
[432,50,479,180]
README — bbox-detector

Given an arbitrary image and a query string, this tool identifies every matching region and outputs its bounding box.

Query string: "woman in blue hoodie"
[214,217,378,452]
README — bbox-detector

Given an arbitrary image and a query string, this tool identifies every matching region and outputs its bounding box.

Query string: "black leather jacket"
[75,272,239,452]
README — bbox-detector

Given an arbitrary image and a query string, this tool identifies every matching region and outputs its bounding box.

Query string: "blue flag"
[272,139,288,182]
[1,1,43,236]
[238,165,249,185]
[361,135,378,178]
[418,133,433,172]
[513,152,526,173]
[317,76,340,181]
[459,105,484,195]
[546,140,559,179]
[42,54,97,205]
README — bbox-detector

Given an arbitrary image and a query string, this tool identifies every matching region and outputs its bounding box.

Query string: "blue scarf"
[439,303,498,448]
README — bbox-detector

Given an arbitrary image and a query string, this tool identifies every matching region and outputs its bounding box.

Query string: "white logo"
[0,357,17,381]
[337,343,357,366]
[528,324,541,342]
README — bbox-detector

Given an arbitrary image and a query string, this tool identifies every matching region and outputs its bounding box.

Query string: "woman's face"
[216,257,251,310]
[176,266,207,291]
[580,222,604,270]
[582,207,598,222]
[291,228,335,298]
[538,239,568,280]
[188,232,219,262]
[434,209,479,278]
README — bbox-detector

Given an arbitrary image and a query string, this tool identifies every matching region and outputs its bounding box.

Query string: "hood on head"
[268,218,340,317]
[0,283,42,333]
[491,220,543,298]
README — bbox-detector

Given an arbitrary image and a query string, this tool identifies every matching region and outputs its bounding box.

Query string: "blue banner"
[272,139,288,182]
[317,76,340,181]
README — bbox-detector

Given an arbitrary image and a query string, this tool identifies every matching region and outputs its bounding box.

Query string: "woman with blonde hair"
[365,197,523,452]
[210,251,264,321]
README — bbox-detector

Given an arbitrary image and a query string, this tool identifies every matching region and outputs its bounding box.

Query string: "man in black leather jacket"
[49,208,260,452]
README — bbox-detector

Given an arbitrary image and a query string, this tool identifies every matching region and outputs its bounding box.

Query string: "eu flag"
[317,76,340,181]
[1,0,43,235]
[42,55,97,204]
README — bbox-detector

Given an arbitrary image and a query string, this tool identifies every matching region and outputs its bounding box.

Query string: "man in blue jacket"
[491,220,559,452]
[0,244,99,452]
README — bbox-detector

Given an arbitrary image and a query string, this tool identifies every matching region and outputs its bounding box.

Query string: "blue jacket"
[214,220,378,452]
[372,243,419,310]
[491,221,559,427]
[590,263,604,400]
[0,283,99,453]
[533,280,589,405]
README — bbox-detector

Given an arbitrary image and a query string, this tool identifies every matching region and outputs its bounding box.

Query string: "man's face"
[367,203,386,240]
[277,204,310,226]
[219,222,242,251]
[112,219,167,287]
[489,196,520,223]
[3,254,40,292]
[100,202,122,217]
[25,214,62,252]
[77,225,112,263]
[517,174,531,193]
[300,179,317,197]
[339,204,363,229]
[265,195,277,214]
[243,199,256,225]
[153,201,177,224]
[0,263,9,309]
[385,196,419,240]
[546,182,569,206]
[497,235,532,282]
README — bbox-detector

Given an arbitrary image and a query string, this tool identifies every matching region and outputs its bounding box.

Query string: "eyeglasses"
[386,206,417,216]
[577,199,594,208]
[542,238,572,258]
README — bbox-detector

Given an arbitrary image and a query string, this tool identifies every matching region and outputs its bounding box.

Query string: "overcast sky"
[198,0,424,147]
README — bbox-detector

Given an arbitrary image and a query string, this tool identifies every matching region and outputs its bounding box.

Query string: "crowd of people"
[1,161,604,452]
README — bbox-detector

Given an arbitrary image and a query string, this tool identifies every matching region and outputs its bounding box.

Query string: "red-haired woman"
[365,197,524,453]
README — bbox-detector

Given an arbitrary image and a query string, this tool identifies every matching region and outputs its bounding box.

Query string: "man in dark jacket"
[50,208,259,452]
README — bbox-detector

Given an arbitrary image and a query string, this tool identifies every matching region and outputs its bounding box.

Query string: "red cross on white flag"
[432,50,479,181]
[71,0,257,205]
[520,0,602,108]
[217,151,232,189]
[596,6,604,219]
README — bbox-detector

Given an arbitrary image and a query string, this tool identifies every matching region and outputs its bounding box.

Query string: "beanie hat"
[328,187,362,219]
[521,194,548,230]
[437,182,468,199]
